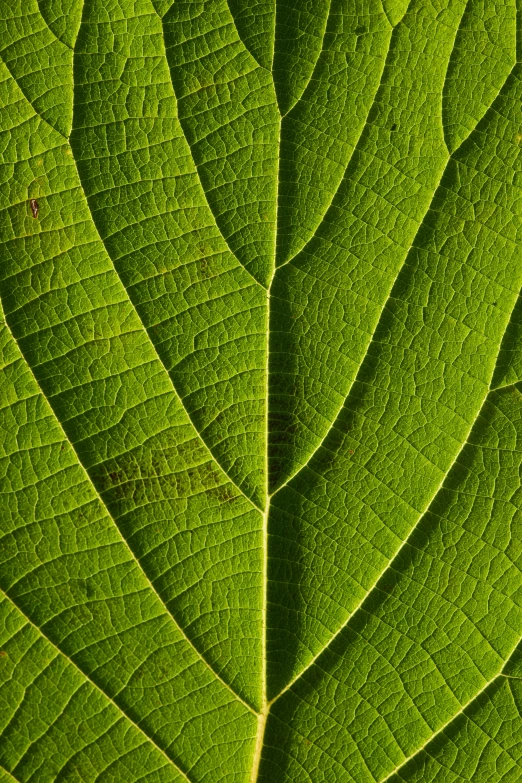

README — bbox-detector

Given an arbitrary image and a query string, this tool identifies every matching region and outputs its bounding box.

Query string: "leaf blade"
[1,1,522,780]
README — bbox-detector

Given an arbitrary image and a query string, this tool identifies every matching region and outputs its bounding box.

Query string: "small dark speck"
[29,198,39,219]
[391,123,397,131]
[0,651,6,657]
[493,301,497,306]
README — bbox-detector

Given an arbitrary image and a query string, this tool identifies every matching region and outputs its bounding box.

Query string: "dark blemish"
[207,483,237,503]
[91,468,127,497]
[29,199,39,219]
[381,581,394,593]
[348,449,354,455]
[75,578,96,599]
[391,123,397,131]
[0,651,7,657]
[493,301,497,306]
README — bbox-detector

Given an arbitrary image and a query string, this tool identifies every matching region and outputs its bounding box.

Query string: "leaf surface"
[1,1,522,781]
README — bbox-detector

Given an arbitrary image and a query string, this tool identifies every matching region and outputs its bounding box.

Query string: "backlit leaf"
[1,1,522,781]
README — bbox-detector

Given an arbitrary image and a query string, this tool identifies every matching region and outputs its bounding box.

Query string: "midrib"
[248,23,283,776]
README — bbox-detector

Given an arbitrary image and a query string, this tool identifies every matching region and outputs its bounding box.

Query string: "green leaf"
[0,1,522,781]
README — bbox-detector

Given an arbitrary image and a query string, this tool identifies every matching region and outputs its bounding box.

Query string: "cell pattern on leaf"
[0,0,522,782]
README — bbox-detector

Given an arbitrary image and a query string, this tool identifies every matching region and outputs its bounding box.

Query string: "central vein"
[250,50,282,777]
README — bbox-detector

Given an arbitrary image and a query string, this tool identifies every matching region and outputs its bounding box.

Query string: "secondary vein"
[268,327,522,705]
[0,312,258,717]
[0,591,195,783]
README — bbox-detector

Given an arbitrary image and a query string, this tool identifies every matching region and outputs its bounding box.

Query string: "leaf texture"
[0,0,522,781]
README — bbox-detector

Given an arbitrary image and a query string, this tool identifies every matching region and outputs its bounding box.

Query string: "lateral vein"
[269,316,522,705]
[158,19,265,289]
[0,590,195,783]
[0,312,258,716]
